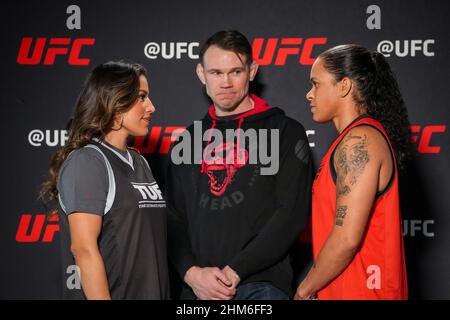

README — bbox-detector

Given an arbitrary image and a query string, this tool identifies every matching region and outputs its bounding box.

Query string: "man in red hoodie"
[166,30,313,300]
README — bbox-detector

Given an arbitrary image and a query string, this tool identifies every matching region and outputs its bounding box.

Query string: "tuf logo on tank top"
[131,182,166,208]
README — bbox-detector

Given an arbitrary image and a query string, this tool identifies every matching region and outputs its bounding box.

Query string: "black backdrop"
[1,0,449,299]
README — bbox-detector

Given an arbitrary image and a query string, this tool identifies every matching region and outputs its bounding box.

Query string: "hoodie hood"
[205,94,284,123]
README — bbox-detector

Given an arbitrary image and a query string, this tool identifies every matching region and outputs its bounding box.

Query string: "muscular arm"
[295,126,386,299]
[68,212,111,300]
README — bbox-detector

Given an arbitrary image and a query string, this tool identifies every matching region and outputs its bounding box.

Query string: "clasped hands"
[184,265,240,300]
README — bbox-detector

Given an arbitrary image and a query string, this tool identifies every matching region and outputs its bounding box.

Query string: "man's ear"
[249,61,259,81]
[339,77,352,98]
[196,63,206,85]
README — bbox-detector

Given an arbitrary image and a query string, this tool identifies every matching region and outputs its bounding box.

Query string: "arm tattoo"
[335,205,348,226]
[335,133,370,198]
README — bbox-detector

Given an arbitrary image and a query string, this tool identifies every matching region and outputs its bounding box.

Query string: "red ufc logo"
[17,37,95,65]
[252,37,327,66]
[410,125,446,153]
[16,214,59,243]
[134,126,186,154]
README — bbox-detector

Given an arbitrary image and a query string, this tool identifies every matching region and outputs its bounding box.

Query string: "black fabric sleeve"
[165,158,198,279]
[228,120,313,280]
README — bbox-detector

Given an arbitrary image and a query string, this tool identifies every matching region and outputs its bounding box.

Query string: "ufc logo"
[403,219,435,237]
[16,214,59,243]
[252,37,327,66]
[17,37,95,65]
[133,126,185,154]
[410,125,446,154]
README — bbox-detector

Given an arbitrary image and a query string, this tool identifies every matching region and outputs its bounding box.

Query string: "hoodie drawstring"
[201,120,216,173]
[237,117,244,153]
[200,117,245,173]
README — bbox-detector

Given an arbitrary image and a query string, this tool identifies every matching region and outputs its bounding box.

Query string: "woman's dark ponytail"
[366,51,412,170]
[320,45,412,170]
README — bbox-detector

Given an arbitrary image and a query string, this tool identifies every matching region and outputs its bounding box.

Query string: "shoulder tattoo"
[335,133,370,198]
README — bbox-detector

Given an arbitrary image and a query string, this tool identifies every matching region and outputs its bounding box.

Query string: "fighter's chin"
[132,126,149,137]
[217,96,236,105]
[311,110,323,123]
[312,113,331,124]
[216,101,239,112]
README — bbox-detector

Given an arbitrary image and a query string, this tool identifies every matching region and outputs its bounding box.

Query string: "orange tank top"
[312,115,408,300]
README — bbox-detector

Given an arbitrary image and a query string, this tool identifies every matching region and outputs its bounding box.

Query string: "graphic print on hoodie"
[166,94,314,299]
[201,140,249,196]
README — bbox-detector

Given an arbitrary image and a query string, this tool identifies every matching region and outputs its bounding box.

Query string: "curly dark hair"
[39,61,147,214]
[319,44,412,170]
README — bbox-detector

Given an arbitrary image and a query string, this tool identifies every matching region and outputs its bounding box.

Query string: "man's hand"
[222,265,240,289]
[184,266,236,300]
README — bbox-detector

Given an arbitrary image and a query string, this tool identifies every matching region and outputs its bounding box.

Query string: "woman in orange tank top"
[294,44,411,300]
